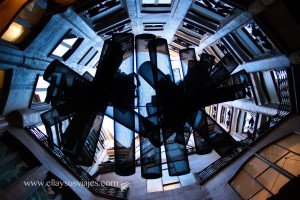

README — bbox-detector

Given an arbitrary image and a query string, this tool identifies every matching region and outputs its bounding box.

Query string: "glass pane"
[243,112,256,133]
[1,22,31,44]
[52,44,69,57]
[276,134,300,154]
[276,152,300,176]
[256,168,289,194]
[163,183,181,191]
[36,76,50,89]
[36,124,47,136]
[159,0,172,4]
[32,75,50,103]
[63,38,78,46]
[231,170,262,199]
[142,0,155,4]
[259,144,289,163]
[162,170,179,185]
[34,91,47,102]
[147,178,163,193]
[243,157,269,177]
[250,189,272,200]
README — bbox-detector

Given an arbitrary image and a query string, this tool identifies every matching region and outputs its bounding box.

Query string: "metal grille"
[26,125,128,199]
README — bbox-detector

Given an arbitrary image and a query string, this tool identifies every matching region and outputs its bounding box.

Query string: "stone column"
[7,103,51,128]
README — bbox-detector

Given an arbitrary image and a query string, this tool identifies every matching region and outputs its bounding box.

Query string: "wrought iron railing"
[195,110,291,184]
[195,69,292,184]
[26,125,128,199]
[274,69,291,111]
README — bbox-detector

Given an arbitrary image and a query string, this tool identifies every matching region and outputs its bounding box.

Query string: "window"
[230,20,279,62]
[142,0,172,4]
[211,104,218,120]
[0,0,46,47]
[143,23,166,31]
[230,133,300,199]
[50,31,83,60]
[243,112,256,134]
[141,0,173,13]
[219,106,232,131]
[32,75,50,103]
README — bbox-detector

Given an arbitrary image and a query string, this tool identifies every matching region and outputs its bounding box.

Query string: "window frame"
[241,111,257,134]
[48,30,84,61]
[141,0,175,13]
[219,105,232,131]
[30,74,51,107]
[229,132,299,199]
[211,104,218,120]
[77,47,99,67]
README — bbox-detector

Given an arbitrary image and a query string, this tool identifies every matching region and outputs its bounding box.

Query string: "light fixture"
[41,33,252,179]
[1,22,24,43]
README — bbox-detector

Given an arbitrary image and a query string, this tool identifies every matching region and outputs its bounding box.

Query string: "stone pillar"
[220,99,278,116]
[6,103,51,128]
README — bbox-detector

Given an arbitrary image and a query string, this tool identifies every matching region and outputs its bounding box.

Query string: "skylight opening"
[32,76,50,103]
[142,0,172,4]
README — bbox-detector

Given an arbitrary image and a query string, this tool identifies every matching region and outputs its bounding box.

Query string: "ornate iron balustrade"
[195,110,291,184]
[26,125,128,199]
[274,69,291,111]
[195,69,292,184]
